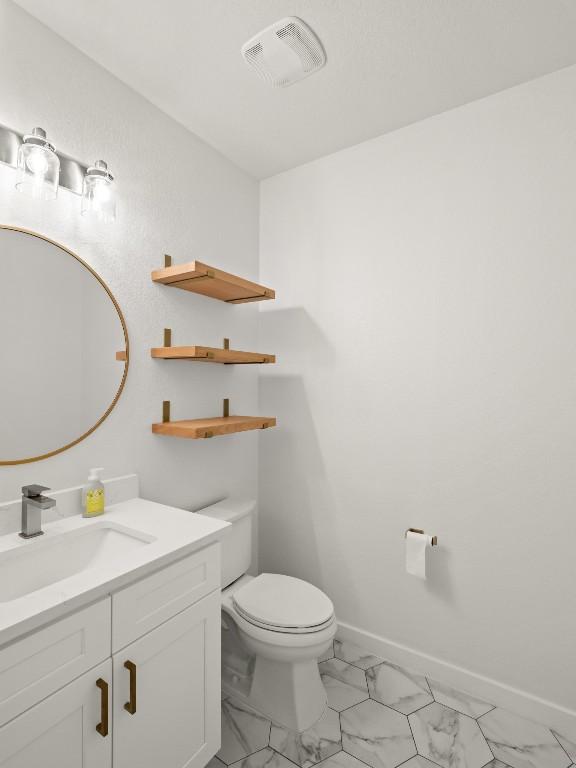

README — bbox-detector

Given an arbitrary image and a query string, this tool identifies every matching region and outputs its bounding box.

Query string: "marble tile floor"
[212,638,575,768]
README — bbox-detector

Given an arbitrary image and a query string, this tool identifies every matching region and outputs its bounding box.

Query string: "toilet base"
[221,576,336,732]
[250,656,327,732]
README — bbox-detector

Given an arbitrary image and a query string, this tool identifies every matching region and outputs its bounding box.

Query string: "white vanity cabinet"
[0,542,221,768]
[113,590,220,768]
[0,659,112,768]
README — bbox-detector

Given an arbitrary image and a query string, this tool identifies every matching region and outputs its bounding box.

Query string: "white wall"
[0,0,259,514]
[259,65,576,719]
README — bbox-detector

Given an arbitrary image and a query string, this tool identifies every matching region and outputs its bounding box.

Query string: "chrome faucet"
[20,485,56,539]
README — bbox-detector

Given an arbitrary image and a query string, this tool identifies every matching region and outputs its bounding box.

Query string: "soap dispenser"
[82,468,105,518]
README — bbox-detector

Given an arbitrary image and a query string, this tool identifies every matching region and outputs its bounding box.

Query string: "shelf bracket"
[226,292,269,304]
[185,269,215,283]
[162,400,171,423]
[163,263,215,286]
[223,398,230,418]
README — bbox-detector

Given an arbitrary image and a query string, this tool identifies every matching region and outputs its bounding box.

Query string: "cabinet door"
[0,659,112,768]
[113,589,221,768]
[0,598,111,727]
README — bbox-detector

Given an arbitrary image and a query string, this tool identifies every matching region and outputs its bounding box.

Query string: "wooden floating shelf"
[151,332,275,365]
[152,415,276,439]
[152,257,275,304]
[151,346,275,364]
[152,399,276,440]
[151,331,275,364]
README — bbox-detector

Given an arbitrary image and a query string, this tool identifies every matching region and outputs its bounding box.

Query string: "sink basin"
[0,522,155,602]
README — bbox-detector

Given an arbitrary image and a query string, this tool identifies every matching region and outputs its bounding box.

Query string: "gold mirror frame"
[0,225,129,466]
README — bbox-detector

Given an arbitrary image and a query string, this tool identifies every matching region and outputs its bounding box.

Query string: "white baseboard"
[336,620,576,739]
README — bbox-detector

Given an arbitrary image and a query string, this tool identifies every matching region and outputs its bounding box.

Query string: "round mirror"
[0,226,129,465]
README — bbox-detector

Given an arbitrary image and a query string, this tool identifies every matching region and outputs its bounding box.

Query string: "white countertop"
[0,497,230,648]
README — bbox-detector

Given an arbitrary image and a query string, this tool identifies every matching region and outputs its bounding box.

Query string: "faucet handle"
[22,484,50,498]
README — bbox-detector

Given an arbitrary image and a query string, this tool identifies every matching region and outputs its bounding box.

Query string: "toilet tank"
[197,498,254,588]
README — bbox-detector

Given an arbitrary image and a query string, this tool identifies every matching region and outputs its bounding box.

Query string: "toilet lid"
[232,573,334,631]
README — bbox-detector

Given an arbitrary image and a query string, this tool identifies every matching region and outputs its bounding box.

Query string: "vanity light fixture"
[81,160,116,224]
[1,122,118,223]
[15,127,60,200]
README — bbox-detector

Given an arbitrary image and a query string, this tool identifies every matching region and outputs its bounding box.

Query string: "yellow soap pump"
[82,468,105,518]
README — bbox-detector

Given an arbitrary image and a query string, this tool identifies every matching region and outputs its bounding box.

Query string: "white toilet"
[200,499,337,732]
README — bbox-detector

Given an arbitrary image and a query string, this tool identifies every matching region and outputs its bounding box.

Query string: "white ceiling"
[13,0,576,178]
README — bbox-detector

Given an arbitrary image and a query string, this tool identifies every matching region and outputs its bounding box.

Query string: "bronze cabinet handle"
[96,678,109,737]
[124,660,137,715]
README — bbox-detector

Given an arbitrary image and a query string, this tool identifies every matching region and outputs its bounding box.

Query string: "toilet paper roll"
[406,530,432,580]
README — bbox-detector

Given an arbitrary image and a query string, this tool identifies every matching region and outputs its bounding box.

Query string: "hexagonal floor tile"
[228,748,299,768]
[483,762,515,768]
[319,658,369,711]
[218,698,272,765]
[318,642,335,663]
[269,707,342,768]
[553,732,576,764]
[207,758,227,768]
[316,752,370,768]
[427,679,494,718]
[334,639,384,670]
[479,709,572,768]
[409,702,492,768]
[340,698,416,768]
[401,758,447,768]
[366,661,433,715]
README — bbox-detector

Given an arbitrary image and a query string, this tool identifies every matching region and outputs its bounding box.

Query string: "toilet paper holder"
[405,528,438,546]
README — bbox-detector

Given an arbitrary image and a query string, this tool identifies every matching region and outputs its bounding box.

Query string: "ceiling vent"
[241,17,326,88]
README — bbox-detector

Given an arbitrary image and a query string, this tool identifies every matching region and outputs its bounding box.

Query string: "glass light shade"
[81,160,116,223]
[15,128,60,200]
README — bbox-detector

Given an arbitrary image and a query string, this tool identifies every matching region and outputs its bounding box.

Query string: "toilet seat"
[232,573,335,634]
